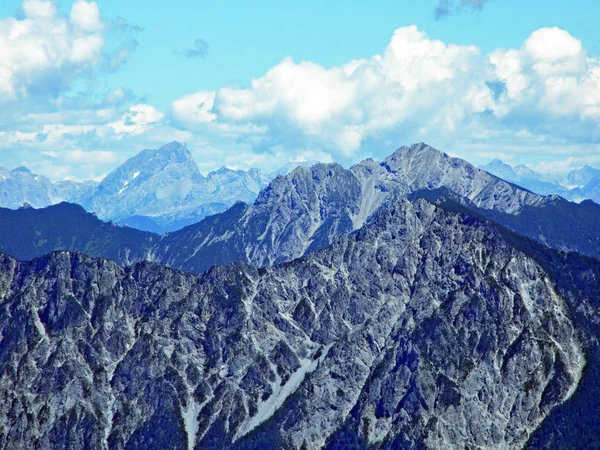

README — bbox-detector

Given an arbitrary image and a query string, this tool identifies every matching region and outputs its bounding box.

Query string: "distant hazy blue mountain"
[482,159,600,206]
[480,158,600,205]
[481,159,519,182]
[0,142,319,233]
[77,142,319,232]
[567,164,600,186]
[4,143,600,269]
[0,165,99,209]
[53,179,99,203]
[481,159,570,196]
[79,142,211,231]
[0,166,57,209]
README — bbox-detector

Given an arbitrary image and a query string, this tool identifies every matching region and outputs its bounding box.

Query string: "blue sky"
[0,0,599,180]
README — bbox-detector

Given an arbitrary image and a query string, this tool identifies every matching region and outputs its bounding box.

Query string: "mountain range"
[2,142,600,448]
[1,197,598,449]
[5,144,600,237]
[0,142,316,233]
[4,143,600,271]
[481,159,600,204]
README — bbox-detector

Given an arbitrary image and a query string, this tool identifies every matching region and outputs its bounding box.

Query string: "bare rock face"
[0,199,586,449]
[158,162,363,273]
[155,143,554,274]
[79,142,275,233]
[0,167,57,209]
[3,143,600,274]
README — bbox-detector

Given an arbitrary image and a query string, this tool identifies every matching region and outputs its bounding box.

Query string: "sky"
[0,0,599,180]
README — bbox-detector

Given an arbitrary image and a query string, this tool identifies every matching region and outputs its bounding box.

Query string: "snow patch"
[133,171,140,179]
[237,343,334,439]
[32,307,47,342]
[183,395,212,450]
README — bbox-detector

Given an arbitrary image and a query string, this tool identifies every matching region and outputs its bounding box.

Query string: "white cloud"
[175,26,491,156]
[0,130,38,144]
[41,124,95,144]
[3,22,600,180]
[70,34,104,63]
[523,28,585,76]
[172,91,217,124]
[171,25,600,164]
[108,104,165,136]
[486,27,600,142]
[0,0,106,101]
[63,149,116,164]
[22,0,57,19]
[0,100,166,157]
[70,0,102,32]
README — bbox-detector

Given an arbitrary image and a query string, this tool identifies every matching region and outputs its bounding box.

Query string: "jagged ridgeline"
[2,144,600,273]
[0,142,316,234]
[1,198,599,449]
[2,143,600,449]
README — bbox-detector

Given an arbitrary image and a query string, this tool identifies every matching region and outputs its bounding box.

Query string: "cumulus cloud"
[70,0,102,31]
[0,0,140,102]
[488,27,600,128]
[0,0,106,101]
[173,26,492,156]
[170,25,600,166]
[107,104,165,136]
[3,18,600,179]
[22,0,57,19]
[172,91,217,124]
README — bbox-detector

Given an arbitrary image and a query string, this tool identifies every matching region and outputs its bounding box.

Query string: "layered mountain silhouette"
[2,143,600,272]
[2,142,600,449]
[0,142,316,233]
[482,158,600,204]
[1,197,596,449]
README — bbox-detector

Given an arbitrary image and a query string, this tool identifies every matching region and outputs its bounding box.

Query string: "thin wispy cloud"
[111,16,144,34]
[435,0,491,19]
[181,38,209,58]
[109,38,140,71]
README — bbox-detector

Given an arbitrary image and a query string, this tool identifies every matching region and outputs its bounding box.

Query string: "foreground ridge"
[0,199,587,449]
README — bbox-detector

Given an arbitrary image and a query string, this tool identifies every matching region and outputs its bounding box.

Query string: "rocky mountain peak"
[567,164,600,186]
[255,162,352,205]
[482,159,518,180]
[0,195,591,449]
[122,141,200,176]
[383,142,455,173]
[10,166,32,174]
[0,166,56,209]
[148,141,194,161]
[211,166,235,175]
